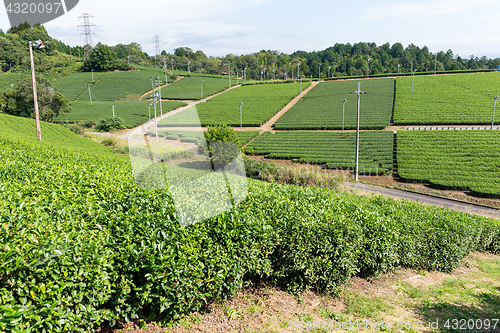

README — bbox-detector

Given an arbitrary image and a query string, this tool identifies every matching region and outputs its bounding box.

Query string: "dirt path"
[138,76,184,101]
[260,81,318,132]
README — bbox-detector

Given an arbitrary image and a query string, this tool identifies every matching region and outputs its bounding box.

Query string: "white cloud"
[360,0,498,21]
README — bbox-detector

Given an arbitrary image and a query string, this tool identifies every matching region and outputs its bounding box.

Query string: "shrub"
[95,116,123,132]
[100,137,118,146]
[67,123,83,135]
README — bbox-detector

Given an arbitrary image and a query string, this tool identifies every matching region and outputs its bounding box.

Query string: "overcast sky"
[1,0,500,58]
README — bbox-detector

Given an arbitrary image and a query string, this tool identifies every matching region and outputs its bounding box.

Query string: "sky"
[1,0,500,58]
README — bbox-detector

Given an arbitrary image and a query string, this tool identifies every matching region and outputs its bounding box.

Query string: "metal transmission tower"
[78,13,96,58]
[153,35,161,67]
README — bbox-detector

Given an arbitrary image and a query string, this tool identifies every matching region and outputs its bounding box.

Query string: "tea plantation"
[397,130,500,196]
[394,72,500,125]
[1,115,500,332]
[54,100,187,128]
[245,131,394,174]
[162,76,237,100]
[159,82,309,127]
[274,78,394,130]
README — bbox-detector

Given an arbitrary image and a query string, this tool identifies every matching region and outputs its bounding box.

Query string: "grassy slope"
[0,113,112,156]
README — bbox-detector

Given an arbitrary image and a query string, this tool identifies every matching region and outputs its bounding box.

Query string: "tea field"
[159,82,309,127]
[1,116,499,332]
[394,72,500,125]
[162,76,237,100]
[53,71,106,101]
[397,130,500,196]
[74,69,166,101]
[274,78,394,130]
[245,131,394,173]
[54,100,187,128]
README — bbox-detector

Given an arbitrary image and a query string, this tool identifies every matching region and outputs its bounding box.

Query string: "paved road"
[403,125,500,131]
[346,181,500,219]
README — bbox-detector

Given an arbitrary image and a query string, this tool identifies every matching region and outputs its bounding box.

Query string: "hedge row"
[0,136,499,332]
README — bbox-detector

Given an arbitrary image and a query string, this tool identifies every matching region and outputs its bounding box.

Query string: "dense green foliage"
[235,131,261,147]
[95,116,124,131]
[0,130,499,332]
[156,43,500,81]
[1,77,71,121]
[245,131,394,174]
[83,42,133,72]
[200,125,242,168]
[162,76,237,100]
[394,72,500,125]
[397,131,500,196]
[274,79,394,130]
[55,100,186,128]
[160,83,309,127]
[0,24,82,75]
[0,113,112,155]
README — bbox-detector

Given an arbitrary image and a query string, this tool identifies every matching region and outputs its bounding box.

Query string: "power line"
[153,35,161,68]
[78,13,96,59]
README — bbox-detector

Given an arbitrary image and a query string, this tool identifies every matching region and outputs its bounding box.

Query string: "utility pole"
[153,35,160,68]
[411,69,417,93]
[91,68,94,83]
[164,57,168,84]
[244,67,247,85]
[78,13,95,58]
[493,96,499,130]
[318,63,322,81]
[188,61,191,75]
[201,80,204,100]
[171,58,174,71]
[112,105,115,118]
[367,58,371,78]
[342,99,347,132]
[148,102,152,130]
[88,84,92,105]
[297,62,300,80]
[152,77,158,141]
[29,40,43,141]
[300,75,303,97]
[240,102,243,131]
[157,76,163,117]
[350,82,366,181]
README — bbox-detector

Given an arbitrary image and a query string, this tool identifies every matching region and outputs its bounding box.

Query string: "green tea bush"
[95,116,124,132]
[0,135,499,332]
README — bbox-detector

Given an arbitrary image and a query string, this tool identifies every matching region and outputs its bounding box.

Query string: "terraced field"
[55,100,187,128]
[397,130,500,196]
[245,131,394,174]
[274,78,394,130]
[162,76,237,100]
[159,82,309,127]
[53,71,106,101]
[394,72,500,125]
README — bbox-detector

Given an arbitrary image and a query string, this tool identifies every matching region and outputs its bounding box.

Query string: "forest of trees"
[155,43,500,80]
[1,24,499,80]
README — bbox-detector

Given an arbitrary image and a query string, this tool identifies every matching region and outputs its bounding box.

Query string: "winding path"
[346,181,500,219]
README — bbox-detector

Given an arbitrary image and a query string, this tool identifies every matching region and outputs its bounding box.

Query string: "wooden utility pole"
[29,41,41,141]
